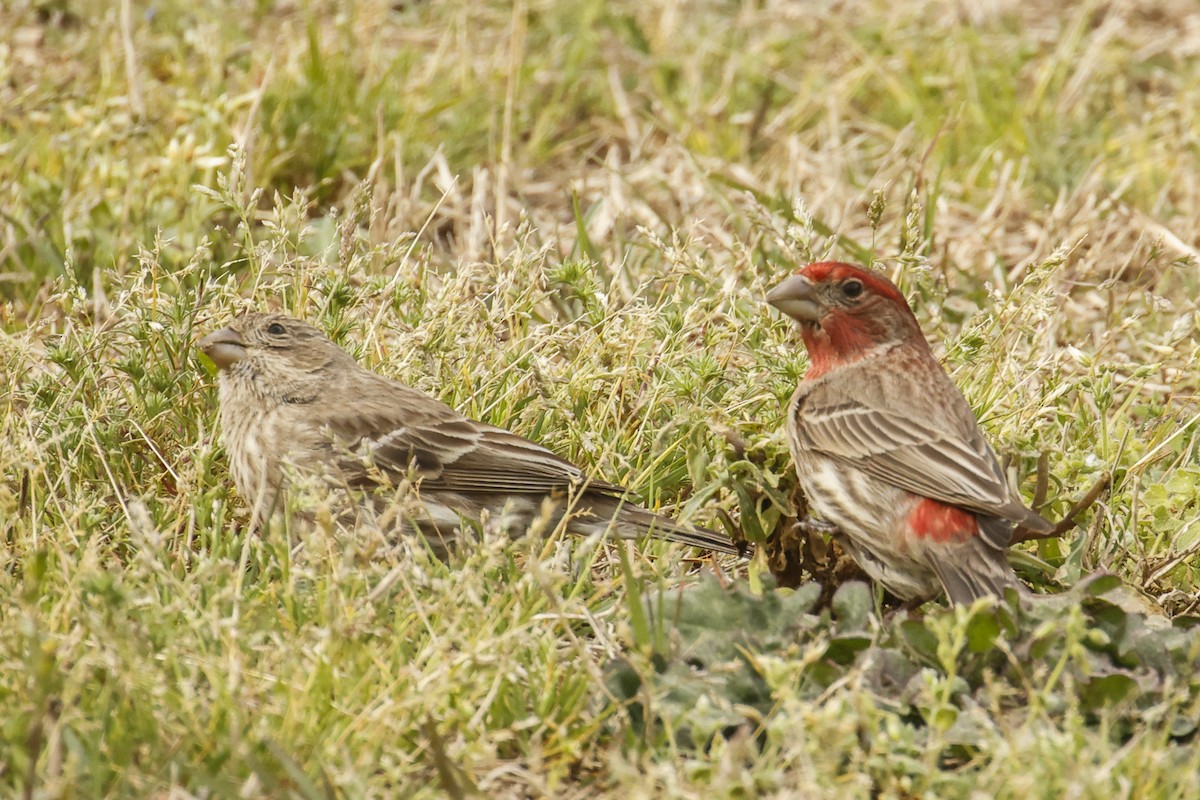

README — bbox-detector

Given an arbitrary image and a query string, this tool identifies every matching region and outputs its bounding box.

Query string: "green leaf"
[965,608,1002,653]
[831,581,873,630]
[900,620,941,663]
[1080,673,1139,711]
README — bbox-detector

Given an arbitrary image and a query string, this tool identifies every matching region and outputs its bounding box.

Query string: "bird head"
[766,261,926,376]
[198,313,354,401]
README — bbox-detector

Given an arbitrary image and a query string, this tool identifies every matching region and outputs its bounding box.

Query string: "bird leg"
[886,592,934,621]
[795,516,842,536]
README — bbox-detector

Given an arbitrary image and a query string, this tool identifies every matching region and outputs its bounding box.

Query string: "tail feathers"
[981,505,1052,548]
[401,486,743,556]
[927,540,1023,605]
[1011,503,1054,535]
[598,500,742,555]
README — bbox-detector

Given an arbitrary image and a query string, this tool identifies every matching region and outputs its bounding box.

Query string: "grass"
[2,0,1199,796]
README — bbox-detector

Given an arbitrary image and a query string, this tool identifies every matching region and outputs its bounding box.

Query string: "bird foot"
[883,593,935,622]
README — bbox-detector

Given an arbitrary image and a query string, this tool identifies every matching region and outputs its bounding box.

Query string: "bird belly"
[219,399,284,517]
[794,454,941,600]
[342,485,557,555]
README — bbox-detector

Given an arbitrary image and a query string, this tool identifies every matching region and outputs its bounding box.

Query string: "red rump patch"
[908,498,978,543]
[799,261,910,309]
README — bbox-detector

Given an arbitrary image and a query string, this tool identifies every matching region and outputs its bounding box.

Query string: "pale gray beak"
[198,326,247,370]
[766,273,822,323]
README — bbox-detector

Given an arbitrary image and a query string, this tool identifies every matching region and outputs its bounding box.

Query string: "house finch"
[197,312,738,555]
[766,262,1052,604]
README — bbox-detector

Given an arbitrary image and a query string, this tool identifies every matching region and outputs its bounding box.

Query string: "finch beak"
[766,273,822,323]
[198,327,247,370]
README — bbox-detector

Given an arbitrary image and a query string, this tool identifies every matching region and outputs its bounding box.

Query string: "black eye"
[841,280,864,299]
[267,322,286,335]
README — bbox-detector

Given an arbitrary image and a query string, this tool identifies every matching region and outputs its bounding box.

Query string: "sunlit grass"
[2,0,1198,795]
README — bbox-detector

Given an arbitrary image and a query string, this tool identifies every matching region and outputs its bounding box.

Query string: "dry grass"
[2,0,1199,796]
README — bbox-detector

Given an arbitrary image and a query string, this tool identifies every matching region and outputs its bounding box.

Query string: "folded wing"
[794,382,1050,547]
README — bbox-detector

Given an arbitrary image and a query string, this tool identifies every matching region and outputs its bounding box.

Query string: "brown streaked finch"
[197,312,739,556]
[766,262,1052,605]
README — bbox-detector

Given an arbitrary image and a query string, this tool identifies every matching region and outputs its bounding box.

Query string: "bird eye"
[841,279,864,299]
[267,322,286,335]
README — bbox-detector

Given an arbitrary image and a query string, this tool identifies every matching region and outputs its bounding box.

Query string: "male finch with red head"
[766,262,1052,605]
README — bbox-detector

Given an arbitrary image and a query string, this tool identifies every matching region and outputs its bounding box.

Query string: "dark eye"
[267,322,286,335]
[841,279,864,299]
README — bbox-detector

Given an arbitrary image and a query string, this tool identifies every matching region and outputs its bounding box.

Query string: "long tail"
[927,538,1022,605]
[609,501,743,556]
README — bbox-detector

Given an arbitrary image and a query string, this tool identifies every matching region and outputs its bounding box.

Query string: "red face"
[766,261,923,377]
[796,262,908,309]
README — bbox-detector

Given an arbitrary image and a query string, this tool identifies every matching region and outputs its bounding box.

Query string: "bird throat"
[800,312,889,379]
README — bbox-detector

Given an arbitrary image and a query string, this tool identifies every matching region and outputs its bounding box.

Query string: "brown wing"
[794,381,1047,545]
[303,369,739,554]
[316,375,626,497]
